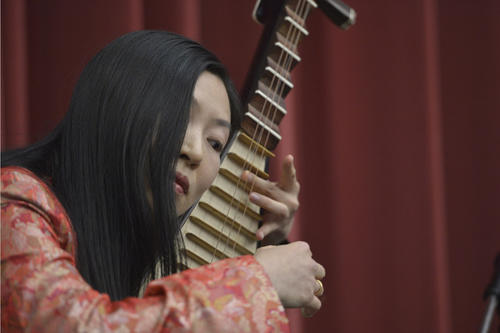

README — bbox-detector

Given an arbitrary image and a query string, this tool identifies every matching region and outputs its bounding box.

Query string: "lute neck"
[179,0,356,269]
[241,0,317,150]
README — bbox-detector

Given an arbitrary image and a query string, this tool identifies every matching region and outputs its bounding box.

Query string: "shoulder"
[1,166,76,256]
[2,166,62,217]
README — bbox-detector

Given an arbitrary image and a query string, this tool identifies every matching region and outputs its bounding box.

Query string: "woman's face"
[174,71,231,215]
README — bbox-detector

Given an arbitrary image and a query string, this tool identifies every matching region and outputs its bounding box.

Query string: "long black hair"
[2,30,241,300]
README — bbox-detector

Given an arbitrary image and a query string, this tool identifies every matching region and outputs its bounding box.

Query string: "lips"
[175,172,189,195]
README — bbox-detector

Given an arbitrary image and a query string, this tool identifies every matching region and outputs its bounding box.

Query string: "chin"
[175,201,191,217]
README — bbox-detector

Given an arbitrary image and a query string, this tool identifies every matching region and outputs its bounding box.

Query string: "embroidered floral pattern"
[1,167,289,332]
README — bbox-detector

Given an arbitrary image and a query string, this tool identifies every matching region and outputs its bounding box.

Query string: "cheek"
[197,155,221,196]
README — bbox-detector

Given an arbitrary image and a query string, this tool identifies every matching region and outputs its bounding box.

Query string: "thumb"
[279,154,297,192]
[256,221,281,240]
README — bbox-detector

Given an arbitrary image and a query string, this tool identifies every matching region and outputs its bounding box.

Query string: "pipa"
[180,0,356,269]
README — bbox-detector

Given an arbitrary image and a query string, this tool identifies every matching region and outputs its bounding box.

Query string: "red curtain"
[2,1,499,332]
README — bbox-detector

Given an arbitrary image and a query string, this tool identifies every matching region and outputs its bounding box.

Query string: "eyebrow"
[215,118,231,130]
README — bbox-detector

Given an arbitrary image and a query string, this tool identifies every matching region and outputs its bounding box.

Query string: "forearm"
[1,203,288,332]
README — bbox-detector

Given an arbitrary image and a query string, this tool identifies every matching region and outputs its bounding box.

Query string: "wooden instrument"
[180,0,356,269]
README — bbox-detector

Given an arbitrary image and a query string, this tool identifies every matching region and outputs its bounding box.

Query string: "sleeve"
[1,197,289,332]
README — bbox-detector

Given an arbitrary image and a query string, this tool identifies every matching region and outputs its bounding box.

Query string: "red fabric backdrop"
[2,1,499,332]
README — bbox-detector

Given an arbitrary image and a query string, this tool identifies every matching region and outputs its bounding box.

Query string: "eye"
[208,139,224,153]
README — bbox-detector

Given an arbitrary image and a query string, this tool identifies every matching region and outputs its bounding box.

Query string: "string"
[226,0,311,253]
[227,0,309,249]
[208,0,313,262]
[214,0,311,261]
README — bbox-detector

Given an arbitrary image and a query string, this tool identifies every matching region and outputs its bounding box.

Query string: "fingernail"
[242,170,252,180]
[256,230,264,240]
[249,192,260,200]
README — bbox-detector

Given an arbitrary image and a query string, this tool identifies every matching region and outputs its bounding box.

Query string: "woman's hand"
[241,154,299,244]
[255,241,325,317]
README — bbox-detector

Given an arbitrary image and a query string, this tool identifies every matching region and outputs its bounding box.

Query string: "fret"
[259,79,287,103]
[185,224,253,265]
[209,186,262,221]
[196,188,260,240]
[237,132,275,159]
[211,171,261,213]
[218,168,258,194]
[284,5,306,29]
[266,55,293,82]
[185,249,210,266]
[198,190,260,234]
[274,41,301,63]
[241,112,281,150]
[288,0,318,9]
[246,103,281,133]
[189,215,254,255]
[306,0,318,8]
[197,201,258,240]
[222,132,269,181]
[254,89,286,116]
[263,56,294,99]
[224,147,269,179]
[285,0,317,32]
[264,62,293,96]
[280,16,309,42]
[268,32,302,71]
[185,224,248,260]
[183,235,225,267]
[185,232,230,260]
[251,80,287,120]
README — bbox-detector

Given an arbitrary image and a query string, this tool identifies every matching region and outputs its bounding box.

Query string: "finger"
[249,192,289,218]
[291,241,312,257]
[314,263,326,280]
[241,171,275,196]
[301,297,322,318]
[279,154,298,192]
[314,279,324,297]
[256,221,281,240]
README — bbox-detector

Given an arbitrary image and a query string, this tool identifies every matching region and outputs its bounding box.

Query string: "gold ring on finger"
[314,279,324,297]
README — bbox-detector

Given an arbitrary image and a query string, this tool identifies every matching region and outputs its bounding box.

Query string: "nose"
[179,127,203,167]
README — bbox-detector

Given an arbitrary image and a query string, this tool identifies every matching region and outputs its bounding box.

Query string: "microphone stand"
[479,253,500,333]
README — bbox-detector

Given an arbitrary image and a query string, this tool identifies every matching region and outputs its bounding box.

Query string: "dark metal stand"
[479,253,500,333]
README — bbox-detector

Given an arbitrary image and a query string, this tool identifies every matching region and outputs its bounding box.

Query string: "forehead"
[191,71,231,123]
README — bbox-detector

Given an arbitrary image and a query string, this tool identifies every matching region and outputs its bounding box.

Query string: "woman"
[1,30,325,332]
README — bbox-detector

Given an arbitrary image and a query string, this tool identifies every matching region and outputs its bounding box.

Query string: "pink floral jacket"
[1,167,289,332]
